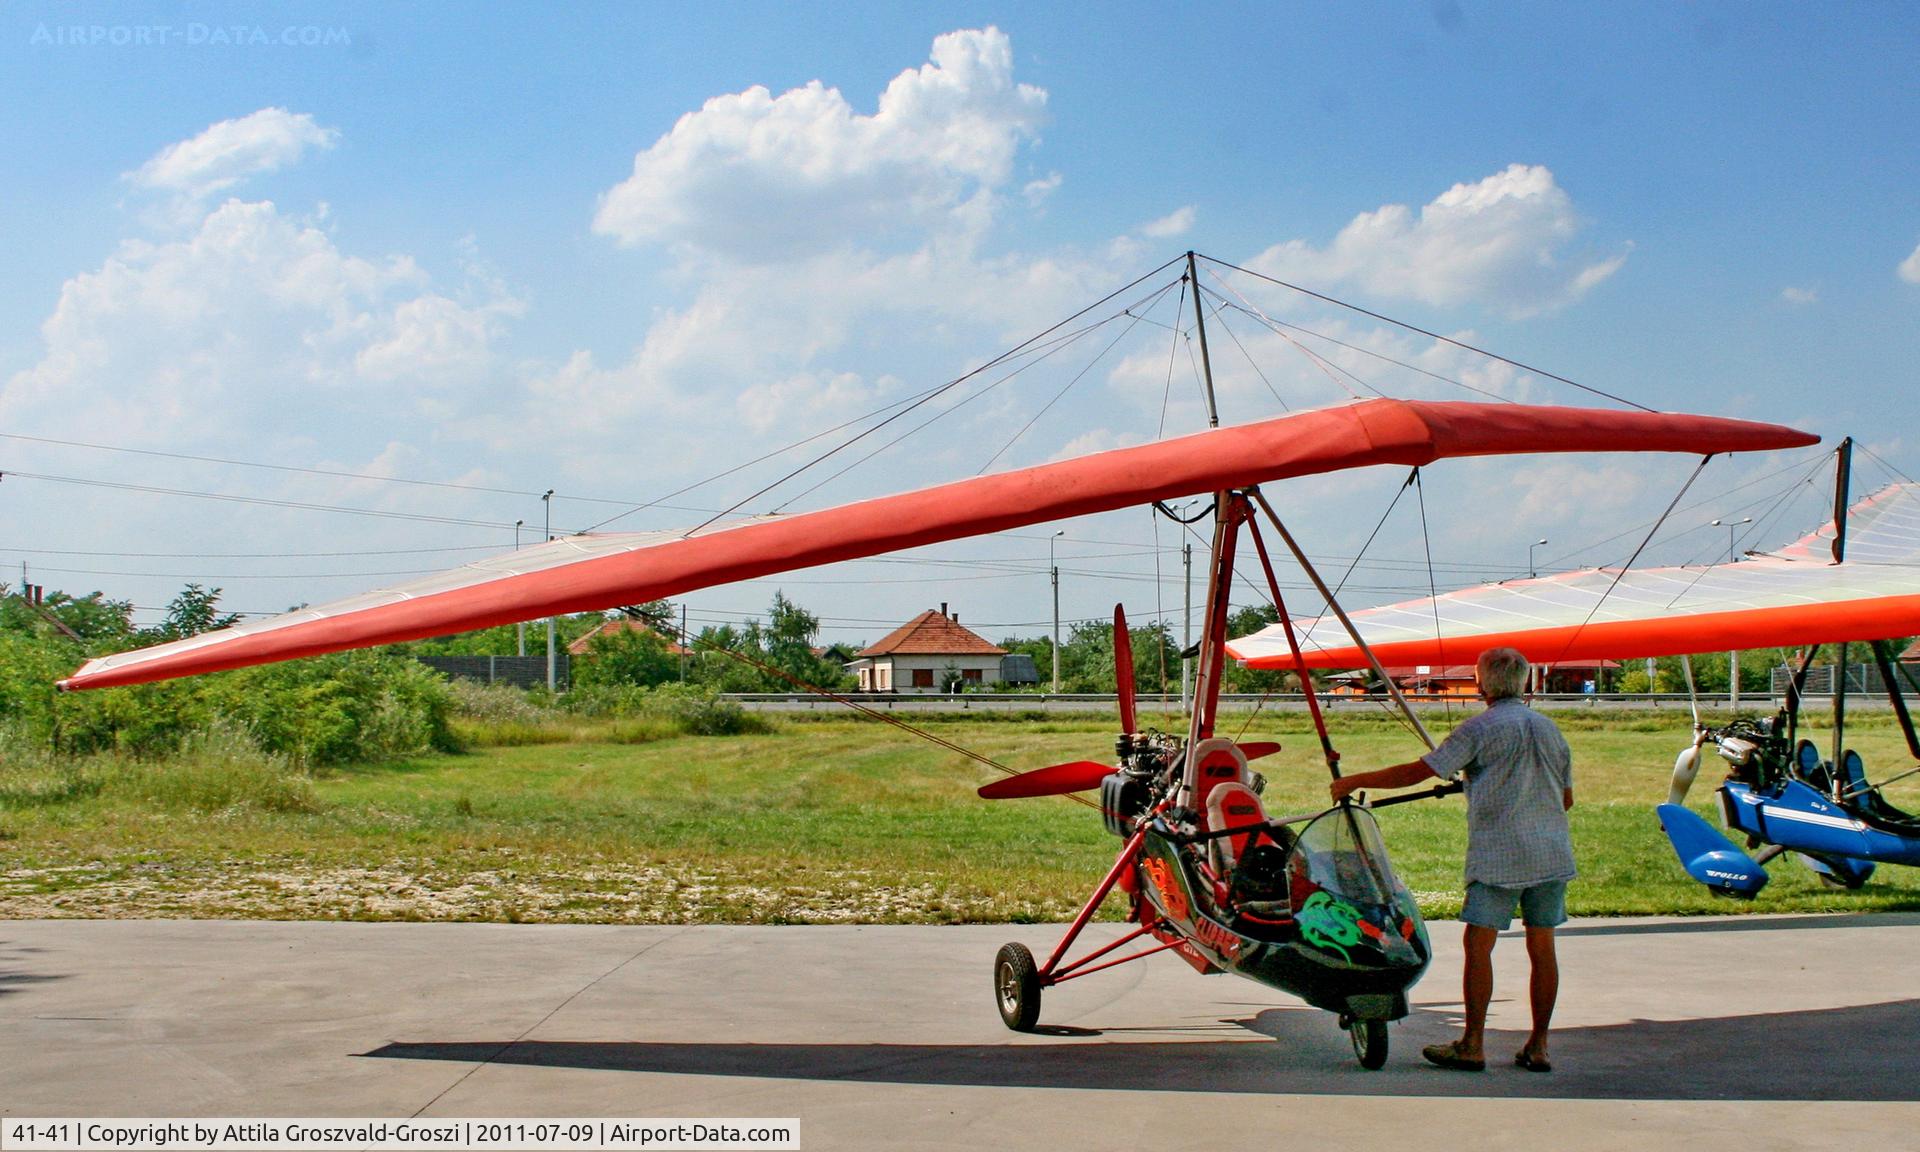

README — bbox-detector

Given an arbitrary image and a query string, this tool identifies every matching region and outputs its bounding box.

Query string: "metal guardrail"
[716,691,1868,712]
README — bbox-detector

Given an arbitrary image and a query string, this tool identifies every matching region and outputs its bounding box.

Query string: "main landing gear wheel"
[994,942,1041,1031]
[1340,1014,1389,1070]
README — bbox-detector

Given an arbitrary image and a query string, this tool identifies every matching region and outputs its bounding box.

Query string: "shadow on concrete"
[0,941,65,998]
[1555,912,1920,938]
[363,997,1920,1100]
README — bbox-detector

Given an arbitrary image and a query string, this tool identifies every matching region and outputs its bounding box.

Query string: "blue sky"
[2,3,1917,645]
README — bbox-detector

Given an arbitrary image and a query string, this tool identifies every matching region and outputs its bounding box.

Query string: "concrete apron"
[4,916,1918,1150]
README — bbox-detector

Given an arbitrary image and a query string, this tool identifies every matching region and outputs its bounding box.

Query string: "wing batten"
[60,398,1817,691]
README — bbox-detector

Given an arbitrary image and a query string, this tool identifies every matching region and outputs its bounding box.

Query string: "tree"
[573,622,677,689]
[155,584,240,641]
[686,592,854,692]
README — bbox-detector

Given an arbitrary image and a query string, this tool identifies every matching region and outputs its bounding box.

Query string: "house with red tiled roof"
[847,603,1007,693]
[1903,639,1920,662]
[567,616,689,657]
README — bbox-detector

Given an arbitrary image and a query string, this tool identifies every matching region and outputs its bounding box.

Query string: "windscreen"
[1290,805,1405,907]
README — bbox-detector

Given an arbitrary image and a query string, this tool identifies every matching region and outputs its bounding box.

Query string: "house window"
[961,669,982,682]
[911,668,935,688]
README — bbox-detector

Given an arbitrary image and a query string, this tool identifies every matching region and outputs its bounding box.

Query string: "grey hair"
[1477,647,1529,701]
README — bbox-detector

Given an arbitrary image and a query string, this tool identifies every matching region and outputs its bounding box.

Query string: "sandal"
[1421,1040,1485,1071]
[1514,1050,1553,1073]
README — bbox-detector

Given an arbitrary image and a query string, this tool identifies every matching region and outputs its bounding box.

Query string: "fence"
[1768,662,1920,698]
[416,654,569,690]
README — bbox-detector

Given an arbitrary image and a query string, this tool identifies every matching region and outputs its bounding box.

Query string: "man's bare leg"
[1458,923,1497,1059]
[1521,925,1558,1063]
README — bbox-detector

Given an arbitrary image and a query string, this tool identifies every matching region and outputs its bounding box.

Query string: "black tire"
[994,942,1041,1032]
[1350,1018,1388,1070]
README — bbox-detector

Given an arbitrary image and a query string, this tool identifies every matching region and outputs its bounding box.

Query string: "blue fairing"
[1657,804,1768,896]
[1721,781,1920,867]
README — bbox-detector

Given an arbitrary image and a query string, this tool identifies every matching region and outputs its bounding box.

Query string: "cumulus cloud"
[1901,241,1920,284]
[128,108,338,205]
[1248,164,1627,317]
[1139,206,1194,239]
[2,199,512,447]
[1023,172,1063,207]
[592,27,1046,259]
[1780,286,1818,305]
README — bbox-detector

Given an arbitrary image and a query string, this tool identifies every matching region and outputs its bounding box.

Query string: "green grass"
[5,706,1920,923]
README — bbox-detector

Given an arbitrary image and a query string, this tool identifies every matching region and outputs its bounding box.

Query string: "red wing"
[62,399,1815,690]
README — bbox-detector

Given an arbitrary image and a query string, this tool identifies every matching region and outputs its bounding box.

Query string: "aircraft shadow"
[0,942,64,998]
[363,997,1920,1100]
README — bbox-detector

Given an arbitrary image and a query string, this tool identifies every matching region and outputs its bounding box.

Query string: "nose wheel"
[1339,1013,1389,1070]
[994,942,1041,1031]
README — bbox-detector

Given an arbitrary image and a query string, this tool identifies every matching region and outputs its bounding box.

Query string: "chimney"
[940,602,948,619]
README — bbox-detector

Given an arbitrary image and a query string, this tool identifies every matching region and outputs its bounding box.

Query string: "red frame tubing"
[1038,826,1155,986]
[1244,512,1342,778]
[1193,495,1248,743]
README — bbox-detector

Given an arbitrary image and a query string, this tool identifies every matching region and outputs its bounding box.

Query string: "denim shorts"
[1461,879,1568,930]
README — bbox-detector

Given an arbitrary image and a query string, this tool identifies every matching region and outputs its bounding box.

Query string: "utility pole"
[514,520,526,658]
[1050,530,1064,693]
[543,490,556,692]
[679,602,688,682]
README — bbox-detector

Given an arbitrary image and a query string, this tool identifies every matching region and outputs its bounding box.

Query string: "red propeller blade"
[978,760,1114,800]
[1240,741,1282,761]
[1114,603,1136,735]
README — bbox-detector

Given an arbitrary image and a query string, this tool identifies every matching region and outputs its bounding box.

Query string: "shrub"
[106,722,319,814]
[637,683,771,736]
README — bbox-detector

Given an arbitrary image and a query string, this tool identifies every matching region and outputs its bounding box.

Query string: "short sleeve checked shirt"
[1422,697,1575,887]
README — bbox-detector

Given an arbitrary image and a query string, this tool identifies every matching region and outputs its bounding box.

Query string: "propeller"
[978,760,1114,799]
[1114,602,1136,736]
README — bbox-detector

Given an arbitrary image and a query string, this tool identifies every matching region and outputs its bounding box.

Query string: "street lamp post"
[1710,516,1752,563]
[1528,538,1548,579]
[1712,517,1753,707]
[1050,530,1064,694]
[514,520,526,658]
[543,490,556,692]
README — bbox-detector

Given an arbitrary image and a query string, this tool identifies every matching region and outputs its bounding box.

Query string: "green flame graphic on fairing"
[1297,890,1363,960]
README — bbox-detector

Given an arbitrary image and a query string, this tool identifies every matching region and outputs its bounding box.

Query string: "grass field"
[5,705,1920,923]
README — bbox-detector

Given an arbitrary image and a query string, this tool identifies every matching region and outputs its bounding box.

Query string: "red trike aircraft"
[58,255,1826,1067]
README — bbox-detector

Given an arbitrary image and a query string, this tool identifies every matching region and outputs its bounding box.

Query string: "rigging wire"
[1413,467,1455,732]
[1155,277,1188,439]
[1196,280,1373,402]
[682,255,1189,535]
[770,276,1188,513]
[1199,254,1656,412]
[1206,293,1513,405]
[974,279,1179,475]
[1201,294,1291,413]
[1547,455,1715,665]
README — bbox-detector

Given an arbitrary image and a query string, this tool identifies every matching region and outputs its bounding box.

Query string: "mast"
[1831,436,1853,564]
[1185,252,1220,429]
[1830,438,1853,768]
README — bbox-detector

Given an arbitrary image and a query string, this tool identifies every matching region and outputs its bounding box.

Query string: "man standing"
[1329,647,1574,1073]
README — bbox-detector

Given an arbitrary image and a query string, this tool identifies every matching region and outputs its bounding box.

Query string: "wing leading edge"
[1229,481,1920,671]
[61,398,1816,690]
